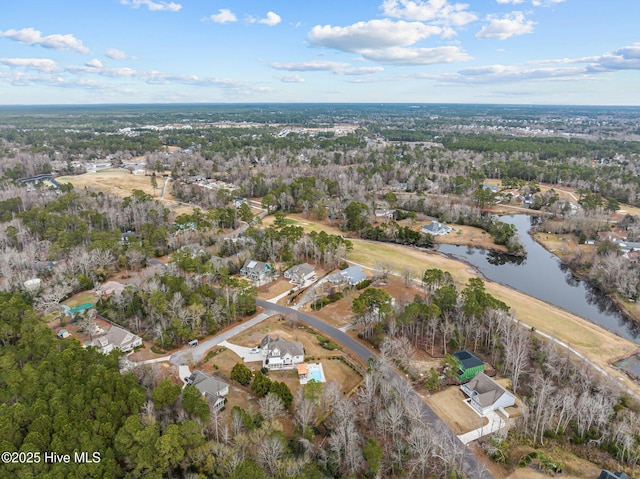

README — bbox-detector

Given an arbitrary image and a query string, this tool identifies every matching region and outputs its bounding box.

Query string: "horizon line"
[1,101,640,109]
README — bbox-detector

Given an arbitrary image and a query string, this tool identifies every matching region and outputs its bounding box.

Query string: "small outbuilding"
[56,329,71,339]
[453,350,485,382]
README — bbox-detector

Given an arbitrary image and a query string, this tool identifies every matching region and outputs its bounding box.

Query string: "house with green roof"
[453,350,485,382]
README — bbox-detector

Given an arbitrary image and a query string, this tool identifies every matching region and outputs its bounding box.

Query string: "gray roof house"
[461,373,516,416]
[421,221,453,236]
[240,259,272,280]
[92,324,142,355]
[284,263,316,285]
[327,265,367,286]
[186,370,229,411]
[260,334,304,370]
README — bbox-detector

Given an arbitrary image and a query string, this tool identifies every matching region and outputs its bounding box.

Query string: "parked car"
[249,347,260,354]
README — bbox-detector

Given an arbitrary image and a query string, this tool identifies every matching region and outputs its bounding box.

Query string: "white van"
[188,339,198,347]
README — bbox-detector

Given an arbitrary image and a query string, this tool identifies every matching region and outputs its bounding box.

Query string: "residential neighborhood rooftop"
[463,373,513,409]
[186,371,229,401]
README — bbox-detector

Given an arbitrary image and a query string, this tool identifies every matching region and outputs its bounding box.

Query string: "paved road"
[161,177,170,198]
[255,299,493,479]
[170,309,273,365]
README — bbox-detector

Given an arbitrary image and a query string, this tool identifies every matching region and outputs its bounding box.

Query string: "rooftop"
[453,350,484,370]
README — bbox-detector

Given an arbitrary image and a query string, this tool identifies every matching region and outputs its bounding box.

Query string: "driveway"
[219,340,263,364]
[170,309,274,365]
[178,365,192,385]
[457,408,506,445]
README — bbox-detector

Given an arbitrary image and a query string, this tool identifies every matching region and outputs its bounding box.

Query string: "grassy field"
[63,290,95,308]
[58,170,193,215]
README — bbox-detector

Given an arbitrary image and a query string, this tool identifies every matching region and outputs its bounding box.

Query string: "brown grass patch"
[426,386,488,435]
[505,446,604,479]
[257,277,296,300]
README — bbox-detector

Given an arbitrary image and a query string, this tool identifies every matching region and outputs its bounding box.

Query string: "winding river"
[437,214,640,343]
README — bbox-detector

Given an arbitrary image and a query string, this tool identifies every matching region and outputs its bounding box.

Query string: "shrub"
[321,341,339,351]
[231,363,253,385]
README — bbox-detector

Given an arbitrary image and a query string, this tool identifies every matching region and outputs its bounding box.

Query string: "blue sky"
[1,0,639,105]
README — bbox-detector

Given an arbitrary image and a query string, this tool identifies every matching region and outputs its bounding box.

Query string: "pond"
[437,214,640,343]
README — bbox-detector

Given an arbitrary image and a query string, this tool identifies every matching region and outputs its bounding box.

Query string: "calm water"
[615,355,640,377]
[437,214,640,342]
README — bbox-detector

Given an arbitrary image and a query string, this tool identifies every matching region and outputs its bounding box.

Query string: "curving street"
[255,299,494,479]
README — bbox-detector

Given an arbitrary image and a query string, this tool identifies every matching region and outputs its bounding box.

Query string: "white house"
[284,263,316,285]
[92,324,142,355]
[186,370,229,411]
[421,221,453,236]
[261,335,304,370]
[327,265,367,286]
[374,209,395,219]
[461,373,516,416]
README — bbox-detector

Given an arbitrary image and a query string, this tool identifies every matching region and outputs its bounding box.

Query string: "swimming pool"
[306,363,326,383]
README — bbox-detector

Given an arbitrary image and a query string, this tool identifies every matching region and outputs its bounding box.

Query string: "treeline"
[1,128,163,157]
[359,268,640,473]
[441,132,640,159]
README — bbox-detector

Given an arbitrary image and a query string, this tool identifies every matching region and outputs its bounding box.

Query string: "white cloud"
[341,66,385,75]
[476,11,535,40]
[259,11,281,26]
[85,59,103,68]
[309,19,446,52]
[381,0,477,26]
[275,74,305,83]
[455,64,585,82]
[496,0,525,4]
[270,60,384,75]
[206,9,237,24]
[105,48,134,60]
[120,0,182,12]
[270,60,350,72]
[65,62,271,95]
[247,11,282,26]
[360,45,471,65]
[415,43,640,86]
[532,0,565,6]
[584,43,640,72]
[67,65,139,77]
[0,28,89,53]
[0,57,59,73]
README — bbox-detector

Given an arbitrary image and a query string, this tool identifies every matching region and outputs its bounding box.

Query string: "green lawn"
[63,291,96,308]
